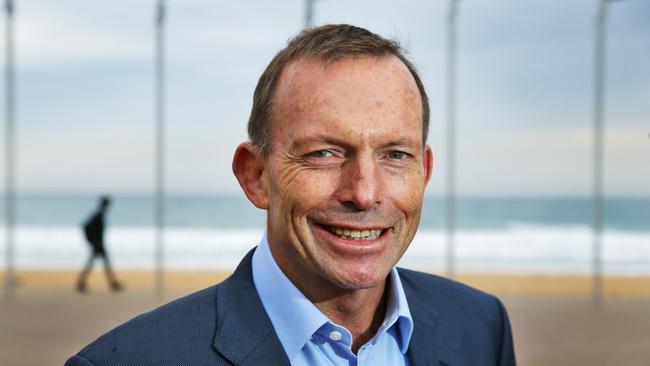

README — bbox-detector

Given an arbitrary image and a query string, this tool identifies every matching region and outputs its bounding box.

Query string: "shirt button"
[329,330,343,341]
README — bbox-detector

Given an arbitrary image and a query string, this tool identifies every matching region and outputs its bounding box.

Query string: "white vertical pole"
[446,0,460,279]
[592,0,607,305]
[3,0,16,300]
[304,0,314,28]
[154,0,166,299]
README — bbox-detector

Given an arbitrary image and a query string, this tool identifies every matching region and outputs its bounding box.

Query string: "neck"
[311,280,389,354]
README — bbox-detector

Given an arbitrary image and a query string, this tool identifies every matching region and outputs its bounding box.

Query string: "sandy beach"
[6,270,650,297]
[1,270,649,366]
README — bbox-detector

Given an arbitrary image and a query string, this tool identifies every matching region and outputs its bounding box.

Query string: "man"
[76,196,122,293]
[66,24,515,365]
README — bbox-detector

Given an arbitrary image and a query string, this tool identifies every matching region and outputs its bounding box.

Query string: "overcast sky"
[1,0,648,196]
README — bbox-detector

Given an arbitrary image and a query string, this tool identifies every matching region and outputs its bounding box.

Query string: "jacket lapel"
[400,269,459,366]
[212,249,291,366]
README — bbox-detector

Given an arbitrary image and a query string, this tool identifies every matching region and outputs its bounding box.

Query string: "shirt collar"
[252,232,413,359]
[381,262,414,353]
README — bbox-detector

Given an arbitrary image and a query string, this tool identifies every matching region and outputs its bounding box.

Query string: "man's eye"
[307,150,334,158]
[387,151,408,160]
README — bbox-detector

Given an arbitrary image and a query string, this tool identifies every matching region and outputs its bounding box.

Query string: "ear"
[232,142,269,210]
[423,144,434,185]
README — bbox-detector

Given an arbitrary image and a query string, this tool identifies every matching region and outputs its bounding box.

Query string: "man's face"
[258,56,432,294]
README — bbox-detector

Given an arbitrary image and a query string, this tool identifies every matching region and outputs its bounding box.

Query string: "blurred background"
[0,0,648,365]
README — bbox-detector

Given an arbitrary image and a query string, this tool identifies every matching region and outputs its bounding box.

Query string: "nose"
[337,152,382,211]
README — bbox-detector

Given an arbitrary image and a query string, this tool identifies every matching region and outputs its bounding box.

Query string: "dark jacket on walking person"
[77,196,122,293]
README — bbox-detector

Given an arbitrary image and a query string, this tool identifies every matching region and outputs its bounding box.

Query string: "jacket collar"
[212,248,291,366]
[399,268,459,366]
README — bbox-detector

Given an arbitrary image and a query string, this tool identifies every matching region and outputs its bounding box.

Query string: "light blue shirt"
[252,233,413,366]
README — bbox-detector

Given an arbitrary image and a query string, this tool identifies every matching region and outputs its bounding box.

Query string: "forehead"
[271,55,423,146]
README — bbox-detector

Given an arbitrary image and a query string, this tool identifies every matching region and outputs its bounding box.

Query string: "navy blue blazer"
[65,249,516,365]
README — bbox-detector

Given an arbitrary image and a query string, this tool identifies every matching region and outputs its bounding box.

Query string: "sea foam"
[0,225,648,275]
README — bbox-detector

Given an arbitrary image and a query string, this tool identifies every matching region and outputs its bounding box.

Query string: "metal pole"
[446,0,459,279]
[304,0,314,28]
[592,0,607,305]
[4,0,16,300]
[154,0,166,298]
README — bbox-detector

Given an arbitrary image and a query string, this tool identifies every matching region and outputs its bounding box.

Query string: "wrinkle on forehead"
[271,55,423,149]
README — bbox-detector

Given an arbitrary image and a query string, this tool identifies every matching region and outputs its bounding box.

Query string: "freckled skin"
[265,56,432,295]
[233,55,433,349]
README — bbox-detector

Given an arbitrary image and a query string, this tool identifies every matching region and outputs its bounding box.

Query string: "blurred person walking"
[76,196,122,293]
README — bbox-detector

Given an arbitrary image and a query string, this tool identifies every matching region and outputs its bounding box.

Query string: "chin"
[326,264,390,291]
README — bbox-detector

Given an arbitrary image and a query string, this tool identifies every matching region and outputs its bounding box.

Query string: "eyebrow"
[291,136,420,151]
[290,136,349,151]
[380,138,419,149]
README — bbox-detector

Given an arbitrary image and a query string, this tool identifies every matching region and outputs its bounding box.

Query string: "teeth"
[325,226,384,240]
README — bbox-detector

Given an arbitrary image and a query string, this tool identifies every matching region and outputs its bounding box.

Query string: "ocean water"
[0,194,648,274]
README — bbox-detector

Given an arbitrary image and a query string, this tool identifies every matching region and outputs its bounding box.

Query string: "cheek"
[272,166,340,213]
[386,171,425,214]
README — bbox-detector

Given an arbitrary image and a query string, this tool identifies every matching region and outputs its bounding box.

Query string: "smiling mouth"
[319,224,385,241]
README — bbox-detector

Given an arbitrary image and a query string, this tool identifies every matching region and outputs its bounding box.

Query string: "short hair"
[247,24,430,156]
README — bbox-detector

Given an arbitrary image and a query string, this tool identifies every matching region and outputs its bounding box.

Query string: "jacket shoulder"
[397,267,499,305]
[398,268,516,365]
[68,285,227,365]
[397,268,507,340]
